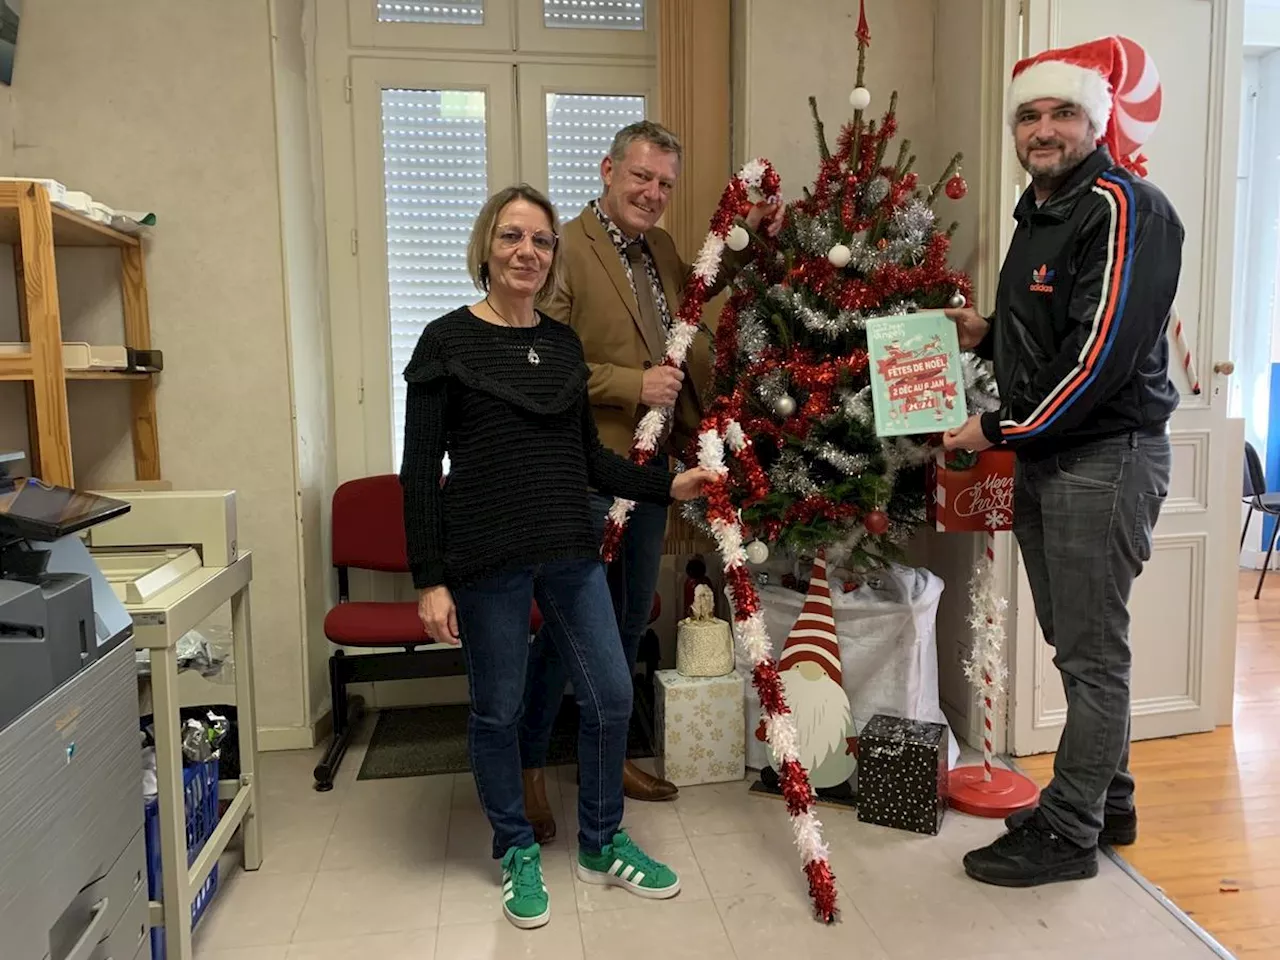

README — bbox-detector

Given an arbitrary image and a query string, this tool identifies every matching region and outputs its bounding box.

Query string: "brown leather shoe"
[622,759,678,801]
[522,768,557,844]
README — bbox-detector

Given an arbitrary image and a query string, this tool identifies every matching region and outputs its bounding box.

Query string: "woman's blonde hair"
[466,184,564,306]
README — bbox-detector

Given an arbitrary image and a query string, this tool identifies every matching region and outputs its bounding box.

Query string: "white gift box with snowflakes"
[653,669,746,787]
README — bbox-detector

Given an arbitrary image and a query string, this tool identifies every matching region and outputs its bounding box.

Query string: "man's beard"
[1018,137,1094,185]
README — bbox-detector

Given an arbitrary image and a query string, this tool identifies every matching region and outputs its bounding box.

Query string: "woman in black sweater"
[400,184,713,931]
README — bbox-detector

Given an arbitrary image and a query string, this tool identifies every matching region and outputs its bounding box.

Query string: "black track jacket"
[976,147,1184,461]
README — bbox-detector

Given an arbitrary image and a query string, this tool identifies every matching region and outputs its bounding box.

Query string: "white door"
[348,59,518,471]
[1009,0,1244,753]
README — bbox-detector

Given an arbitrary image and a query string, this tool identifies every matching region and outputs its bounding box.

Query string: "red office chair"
[312,474,662,791]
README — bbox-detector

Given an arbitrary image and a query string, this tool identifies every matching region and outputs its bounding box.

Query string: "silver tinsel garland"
[736,305,772,361]
[814,442,870,476]
[839,386,875,425]
[863,175,891,209]
[754,368,790,406]
[768,284,864,338]
[890,199,935,244]
[770,450,820,497]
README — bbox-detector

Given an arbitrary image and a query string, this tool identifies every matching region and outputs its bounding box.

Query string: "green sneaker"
[500,843,550,929]
[576,830,680,900]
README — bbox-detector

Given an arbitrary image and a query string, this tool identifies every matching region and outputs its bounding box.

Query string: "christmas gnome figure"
[756,555,858,796]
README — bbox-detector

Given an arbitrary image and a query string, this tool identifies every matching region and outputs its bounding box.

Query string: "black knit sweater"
[400,307,675,590]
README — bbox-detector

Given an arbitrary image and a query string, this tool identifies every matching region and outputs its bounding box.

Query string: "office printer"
[0,467,133,730]
[0,459,153,960]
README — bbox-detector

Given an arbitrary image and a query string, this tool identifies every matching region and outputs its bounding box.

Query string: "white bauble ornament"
[948,291,966,309]
[773,394,797,417]
[827,244,852,268]
[745,540,770,565]
[726,225,750,251]
[849,86,872,111]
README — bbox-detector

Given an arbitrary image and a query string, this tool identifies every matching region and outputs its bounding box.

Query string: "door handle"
[1214,361,1235,376]
[63,898,109,960]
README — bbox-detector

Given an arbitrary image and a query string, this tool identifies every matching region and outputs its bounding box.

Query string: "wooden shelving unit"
[0,180,159,487]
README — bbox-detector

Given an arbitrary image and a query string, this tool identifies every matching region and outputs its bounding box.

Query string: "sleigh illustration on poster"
[866,312,968,437]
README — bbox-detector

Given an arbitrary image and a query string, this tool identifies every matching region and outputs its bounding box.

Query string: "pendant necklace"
[486,297,541,365]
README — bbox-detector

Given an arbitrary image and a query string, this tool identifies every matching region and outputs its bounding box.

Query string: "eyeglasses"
[494,225,558,252]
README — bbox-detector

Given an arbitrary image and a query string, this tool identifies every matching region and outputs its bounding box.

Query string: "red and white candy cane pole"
[1168,303,1201,396]
[599,158,782,562]
[596,160,839,923]
[979,531,997,781]
[948,524,1039,817]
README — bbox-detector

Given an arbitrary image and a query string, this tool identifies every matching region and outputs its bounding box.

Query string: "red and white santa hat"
[778,554,842,684]
[1007,36,1163,175]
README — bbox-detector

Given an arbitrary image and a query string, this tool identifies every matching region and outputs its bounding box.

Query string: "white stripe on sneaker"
[503,890,514,902]
[633,871,645,885]
[610,858,625,876]
[621,865,635,881]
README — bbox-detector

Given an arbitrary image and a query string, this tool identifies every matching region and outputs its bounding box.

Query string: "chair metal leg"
[1241,505,1254,553]
[1258,518,1280,600]
[314,650,364,792]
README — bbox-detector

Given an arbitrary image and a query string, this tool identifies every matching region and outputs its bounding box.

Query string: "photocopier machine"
[0,451,152,960]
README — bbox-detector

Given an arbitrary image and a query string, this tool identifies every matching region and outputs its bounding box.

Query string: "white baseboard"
[257,725,319,752]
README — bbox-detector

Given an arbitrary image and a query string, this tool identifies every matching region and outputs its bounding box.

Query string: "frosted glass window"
[382,88,488,467]
[544,0,644,30]
[377,1,484,24]
[545,93,645,217]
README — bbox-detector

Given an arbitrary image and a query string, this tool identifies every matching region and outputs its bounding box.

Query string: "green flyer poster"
[865,311,968,436]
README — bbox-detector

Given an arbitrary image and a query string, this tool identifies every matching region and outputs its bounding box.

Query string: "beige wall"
[270,0,340,736]
[0,0,319,745]
[733,0,998,750]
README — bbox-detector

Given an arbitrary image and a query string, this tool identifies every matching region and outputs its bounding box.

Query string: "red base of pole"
[948,766,1040,818]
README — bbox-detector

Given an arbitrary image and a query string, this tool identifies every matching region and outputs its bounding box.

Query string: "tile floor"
[193,727,1222,960]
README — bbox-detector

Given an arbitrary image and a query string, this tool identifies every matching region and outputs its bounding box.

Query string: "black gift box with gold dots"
[856,714,949,836]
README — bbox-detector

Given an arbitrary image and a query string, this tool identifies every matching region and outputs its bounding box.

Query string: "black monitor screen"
[0,477,131,542]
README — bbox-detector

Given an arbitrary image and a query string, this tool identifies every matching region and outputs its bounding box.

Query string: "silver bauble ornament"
[773,394,797,417]
[948,291,966,309]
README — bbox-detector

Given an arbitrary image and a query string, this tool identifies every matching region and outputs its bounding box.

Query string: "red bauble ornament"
[945,174,968,200]
[842,579,859,593]
[864,510,890,535]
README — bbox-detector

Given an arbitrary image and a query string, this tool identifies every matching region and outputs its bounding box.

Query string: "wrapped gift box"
[927,448,1015,532]
[654,669,745,787]
[856,714,949,835]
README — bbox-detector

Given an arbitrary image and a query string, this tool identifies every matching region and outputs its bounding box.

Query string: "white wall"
[0,0,323,747]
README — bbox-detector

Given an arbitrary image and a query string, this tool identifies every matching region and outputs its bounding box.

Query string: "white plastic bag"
[741,562,961,771]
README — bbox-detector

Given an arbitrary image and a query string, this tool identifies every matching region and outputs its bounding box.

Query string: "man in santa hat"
[942,37,1182,887]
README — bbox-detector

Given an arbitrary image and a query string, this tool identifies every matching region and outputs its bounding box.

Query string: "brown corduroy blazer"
[543,205,719,458]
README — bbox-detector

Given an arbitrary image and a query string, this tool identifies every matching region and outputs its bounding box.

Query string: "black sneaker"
[1099,809,1137,847]
[1004,806,1137,847]
[964,810,1098,888]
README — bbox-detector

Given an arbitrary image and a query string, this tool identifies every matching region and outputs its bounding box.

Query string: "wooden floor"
[1019,572,1280,960]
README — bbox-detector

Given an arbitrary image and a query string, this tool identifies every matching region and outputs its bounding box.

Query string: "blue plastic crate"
[145,758,220,960]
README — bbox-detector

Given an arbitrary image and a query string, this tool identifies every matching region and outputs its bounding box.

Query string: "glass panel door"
[515,0,653,55]
[351,59,516,469]
[349,0,513,52]
[518,64,655,223]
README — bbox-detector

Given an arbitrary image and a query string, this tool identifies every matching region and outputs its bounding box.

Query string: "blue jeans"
[453,558,633,858]
[519,492,667,769]
[1014,432,1171,847]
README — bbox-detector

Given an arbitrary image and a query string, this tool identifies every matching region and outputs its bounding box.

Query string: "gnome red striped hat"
[778,554,841,683]
[1008,36,1163,176]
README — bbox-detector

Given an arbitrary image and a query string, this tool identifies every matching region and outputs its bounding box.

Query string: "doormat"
[357,696,656,781]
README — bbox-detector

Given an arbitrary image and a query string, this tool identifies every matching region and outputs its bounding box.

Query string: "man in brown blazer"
[516,121,781,842]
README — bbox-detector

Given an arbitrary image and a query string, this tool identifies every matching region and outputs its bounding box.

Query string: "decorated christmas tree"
[681,2,997,570]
